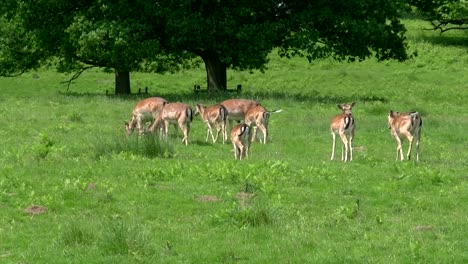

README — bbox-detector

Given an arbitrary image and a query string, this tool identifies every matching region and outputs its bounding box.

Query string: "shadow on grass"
[60,89,388,104]
[418,34,468,48]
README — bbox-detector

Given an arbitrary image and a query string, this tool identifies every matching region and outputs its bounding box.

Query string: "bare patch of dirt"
[235,192,255,207]
[354,146,367,152]
[197,195,221,203]
[24,205,46,215]
[415,225,433,231]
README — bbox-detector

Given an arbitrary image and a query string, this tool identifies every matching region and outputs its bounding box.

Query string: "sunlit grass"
[0,19,467,263]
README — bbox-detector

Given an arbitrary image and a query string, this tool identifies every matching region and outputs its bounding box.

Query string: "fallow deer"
[124,97,168,135]
[150,102,194,145]
[387,110,422,161]
[244,105,282,144]
[230,123,252,160]
[195,104,228,144]
[220,99,261,128]
[330,102,355,162]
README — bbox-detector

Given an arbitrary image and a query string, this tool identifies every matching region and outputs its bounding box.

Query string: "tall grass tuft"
[59,222,95,246]
[94,133,174,159]
[214,195,278,228]
[101,220,155,257]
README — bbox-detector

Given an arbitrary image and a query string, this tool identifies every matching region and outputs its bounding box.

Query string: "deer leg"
[232,142,238,160]
[179,120,190,145]
[135,115,145,134]
[349,129,354,162]
[258,124,267,144]
[163,120,170,139]
[238,144,244,160]
[222,122,227,144]
[251,125,258,142]
[331,132,337,160]
[415,133,420,162]
[213,122,221,143]
[339,131,349,162]
[394,135,404,161]
[404,133,414,160]
[205,122,212,142]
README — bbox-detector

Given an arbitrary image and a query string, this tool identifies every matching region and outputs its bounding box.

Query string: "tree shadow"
[415,33,468,48]
[60,89,388,104]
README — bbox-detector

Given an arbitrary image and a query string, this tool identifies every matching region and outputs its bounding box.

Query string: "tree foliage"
[409,0,468,32]
[1,0,411,92]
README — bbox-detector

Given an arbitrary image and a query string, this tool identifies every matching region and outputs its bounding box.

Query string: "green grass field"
[1,19,467,263]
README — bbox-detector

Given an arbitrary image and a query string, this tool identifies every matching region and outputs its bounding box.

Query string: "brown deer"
[230,123,252,160]
[387,110,422,161]
[220,99,260,128]
[150,102,194,145]
[195,104,228,144]
[244,105,282,144]
[330,102,355,162]
[124,97,167,134]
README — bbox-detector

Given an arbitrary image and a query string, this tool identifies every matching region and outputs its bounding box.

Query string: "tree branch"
[426,20,468,33]
[61,66,96,91]
[3,67,29,77]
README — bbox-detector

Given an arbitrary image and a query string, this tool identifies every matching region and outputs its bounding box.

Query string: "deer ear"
[350,102,356,107]
[337,104,343,109]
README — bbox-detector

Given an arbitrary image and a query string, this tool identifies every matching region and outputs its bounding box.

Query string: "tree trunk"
[115,71,131,94]
[198,50,227,91]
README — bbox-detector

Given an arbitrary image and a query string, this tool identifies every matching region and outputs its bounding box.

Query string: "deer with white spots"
[330,102,355,162]
[195,103,228,144]
[230,123,252,160]
[124,97,168,135]
[220,99,260,127]
[387,110,422,161]
[244,105,282,144]
[150,102,194,145]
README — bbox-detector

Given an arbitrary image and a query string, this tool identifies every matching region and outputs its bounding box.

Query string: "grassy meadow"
[1,19,467,263]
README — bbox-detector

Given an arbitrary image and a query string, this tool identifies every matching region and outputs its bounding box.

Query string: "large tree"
[162,0,409,90]
[1,0,191,94]
[409,0,468,32]
[1,0,410,93]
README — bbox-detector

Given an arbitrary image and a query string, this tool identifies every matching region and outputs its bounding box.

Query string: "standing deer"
[124,97,168,135]
[150,102,194,145]
[230,123,252,160]
[387,110,422,161]
[330,102,355,162]
[195,104,228,144]
[244,105,282,144]
[220,99,261,128]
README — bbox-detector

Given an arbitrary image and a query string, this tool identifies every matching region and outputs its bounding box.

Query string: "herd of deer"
[124,97,422,161]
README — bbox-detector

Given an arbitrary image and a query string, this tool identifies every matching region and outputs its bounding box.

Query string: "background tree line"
[1,0,465,95]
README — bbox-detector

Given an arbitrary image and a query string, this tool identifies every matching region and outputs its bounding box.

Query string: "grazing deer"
[124,97,168,135]
[387,110,422,161]
[231,123,252,160]
[220,99,261,126]
[244,105,282,144]
[195,104,228,144]
[150,102,194,145]
[330,102,355,162]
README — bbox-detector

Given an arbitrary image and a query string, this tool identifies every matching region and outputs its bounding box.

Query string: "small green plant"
[31,133,54,160]
[94,133,174,158]
[68,111,83,123]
